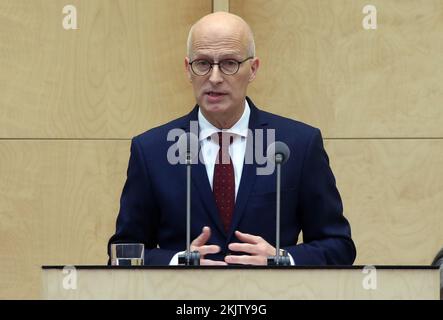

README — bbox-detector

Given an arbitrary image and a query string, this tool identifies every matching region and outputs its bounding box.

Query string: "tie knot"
[215,132,234,149]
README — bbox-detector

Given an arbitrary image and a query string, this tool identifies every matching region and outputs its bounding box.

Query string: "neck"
[201,104,245,129]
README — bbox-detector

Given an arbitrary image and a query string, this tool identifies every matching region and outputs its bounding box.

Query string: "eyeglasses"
[189,57,254,76]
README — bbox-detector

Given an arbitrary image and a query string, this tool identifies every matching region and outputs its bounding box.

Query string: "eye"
[194,60,210,68]
[221,59,238,68]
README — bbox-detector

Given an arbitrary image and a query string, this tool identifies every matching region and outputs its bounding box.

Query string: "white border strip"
[213,0,229,12]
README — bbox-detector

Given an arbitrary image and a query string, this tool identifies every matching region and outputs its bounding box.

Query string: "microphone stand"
[178,151,200,266]
[267,153,290,266]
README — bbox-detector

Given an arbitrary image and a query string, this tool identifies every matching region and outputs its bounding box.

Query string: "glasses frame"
[189,56,254,76]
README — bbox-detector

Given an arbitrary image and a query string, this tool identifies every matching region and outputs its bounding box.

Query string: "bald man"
[108,12,356,266]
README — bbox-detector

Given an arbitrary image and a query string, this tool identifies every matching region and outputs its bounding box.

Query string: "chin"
[201,102,230,114]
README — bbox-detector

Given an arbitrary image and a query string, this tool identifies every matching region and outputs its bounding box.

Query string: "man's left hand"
[224,230,276,265]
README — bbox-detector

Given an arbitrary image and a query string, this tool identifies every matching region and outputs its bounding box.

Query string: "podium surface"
[41,265,440,300]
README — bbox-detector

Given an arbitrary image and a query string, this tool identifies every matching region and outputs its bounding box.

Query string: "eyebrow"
[193,52,243,60]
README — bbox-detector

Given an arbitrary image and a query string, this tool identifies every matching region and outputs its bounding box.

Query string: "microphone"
[177,132,201,266]
[266,141,291,266]
[177,132,199,164]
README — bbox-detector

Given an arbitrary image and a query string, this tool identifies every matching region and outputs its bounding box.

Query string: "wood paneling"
[42,268,440,300]
[1,139,442,298]
[0,0,211,138]
[231,0,443,138]
[1,0,442,299]
[0,140,130,299]
[326,139,443,265]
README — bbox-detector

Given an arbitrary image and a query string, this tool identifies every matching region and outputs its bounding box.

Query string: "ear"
[184,57,192,82]
[248,57,260,82]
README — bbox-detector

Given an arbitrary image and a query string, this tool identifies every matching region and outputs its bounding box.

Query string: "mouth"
[205,90,228,97]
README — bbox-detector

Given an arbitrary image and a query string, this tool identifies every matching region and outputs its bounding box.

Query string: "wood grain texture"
[1,139,443,298]
[1,0,443,300]
[325,139,443,265]
[231,0,443,138]
[0,0,210,138]
[0,140,130,299]
[42,268,440,299]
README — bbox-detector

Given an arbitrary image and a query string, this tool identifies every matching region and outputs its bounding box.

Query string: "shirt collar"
[198,100,251,141]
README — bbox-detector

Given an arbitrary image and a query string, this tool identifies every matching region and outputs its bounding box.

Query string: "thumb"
[191,226,211,247]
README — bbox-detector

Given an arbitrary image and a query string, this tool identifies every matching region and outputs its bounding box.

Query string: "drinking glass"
[110,243,144,266]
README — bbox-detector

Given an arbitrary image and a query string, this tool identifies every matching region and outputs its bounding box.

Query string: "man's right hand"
[191,226,227,265]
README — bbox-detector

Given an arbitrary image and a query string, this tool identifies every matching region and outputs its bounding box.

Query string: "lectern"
[41,265,440,300]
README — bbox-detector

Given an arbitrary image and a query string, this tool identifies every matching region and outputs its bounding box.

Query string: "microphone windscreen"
[267,141,290,164]
[177,132,199,163]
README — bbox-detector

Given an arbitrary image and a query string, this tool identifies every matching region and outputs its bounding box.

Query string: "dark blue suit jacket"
[108,97,356,265]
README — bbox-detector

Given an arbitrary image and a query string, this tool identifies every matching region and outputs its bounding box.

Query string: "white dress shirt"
[169,100,294,265]
[198,100,250,198]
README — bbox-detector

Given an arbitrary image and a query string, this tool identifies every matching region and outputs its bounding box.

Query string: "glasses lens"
[220,60,239,75]
[192,60,211,75]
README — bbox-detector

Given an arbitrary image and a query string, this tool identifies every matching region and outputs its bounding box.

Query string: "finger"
[191,226,211,247]
[224,254,266,265]
[228,242,258,255]
[235,230,262,244]
[193,245,221,256]
[201,259,228,266]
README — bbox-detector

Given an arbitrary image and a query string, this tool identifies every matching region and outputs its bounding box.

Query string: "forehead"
[191,26,248,58]
[193,50,243,60]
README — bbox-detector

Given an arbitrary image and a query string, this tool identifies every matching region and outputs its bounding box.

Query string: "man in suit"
[108,12,356,266]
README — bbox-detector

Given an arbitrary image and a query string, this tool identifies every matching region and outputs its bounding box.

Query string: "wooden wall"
[0,0,442,298]
[231,0,443,265]
[0,0,210,299]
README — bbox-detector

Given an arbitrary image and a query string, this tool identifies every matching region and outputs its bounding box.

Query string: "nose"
[208,64,224,85]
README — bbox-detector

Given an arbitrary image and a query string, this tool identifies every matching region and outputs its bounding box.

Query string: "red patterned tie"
[213,132,235,233]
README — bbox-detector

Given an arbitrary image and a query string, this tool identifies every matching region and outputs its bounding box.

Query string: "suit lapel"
[226,97,268,241]
[180,98,269,240]
[192,161,226,235]
[180,106,226,236]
